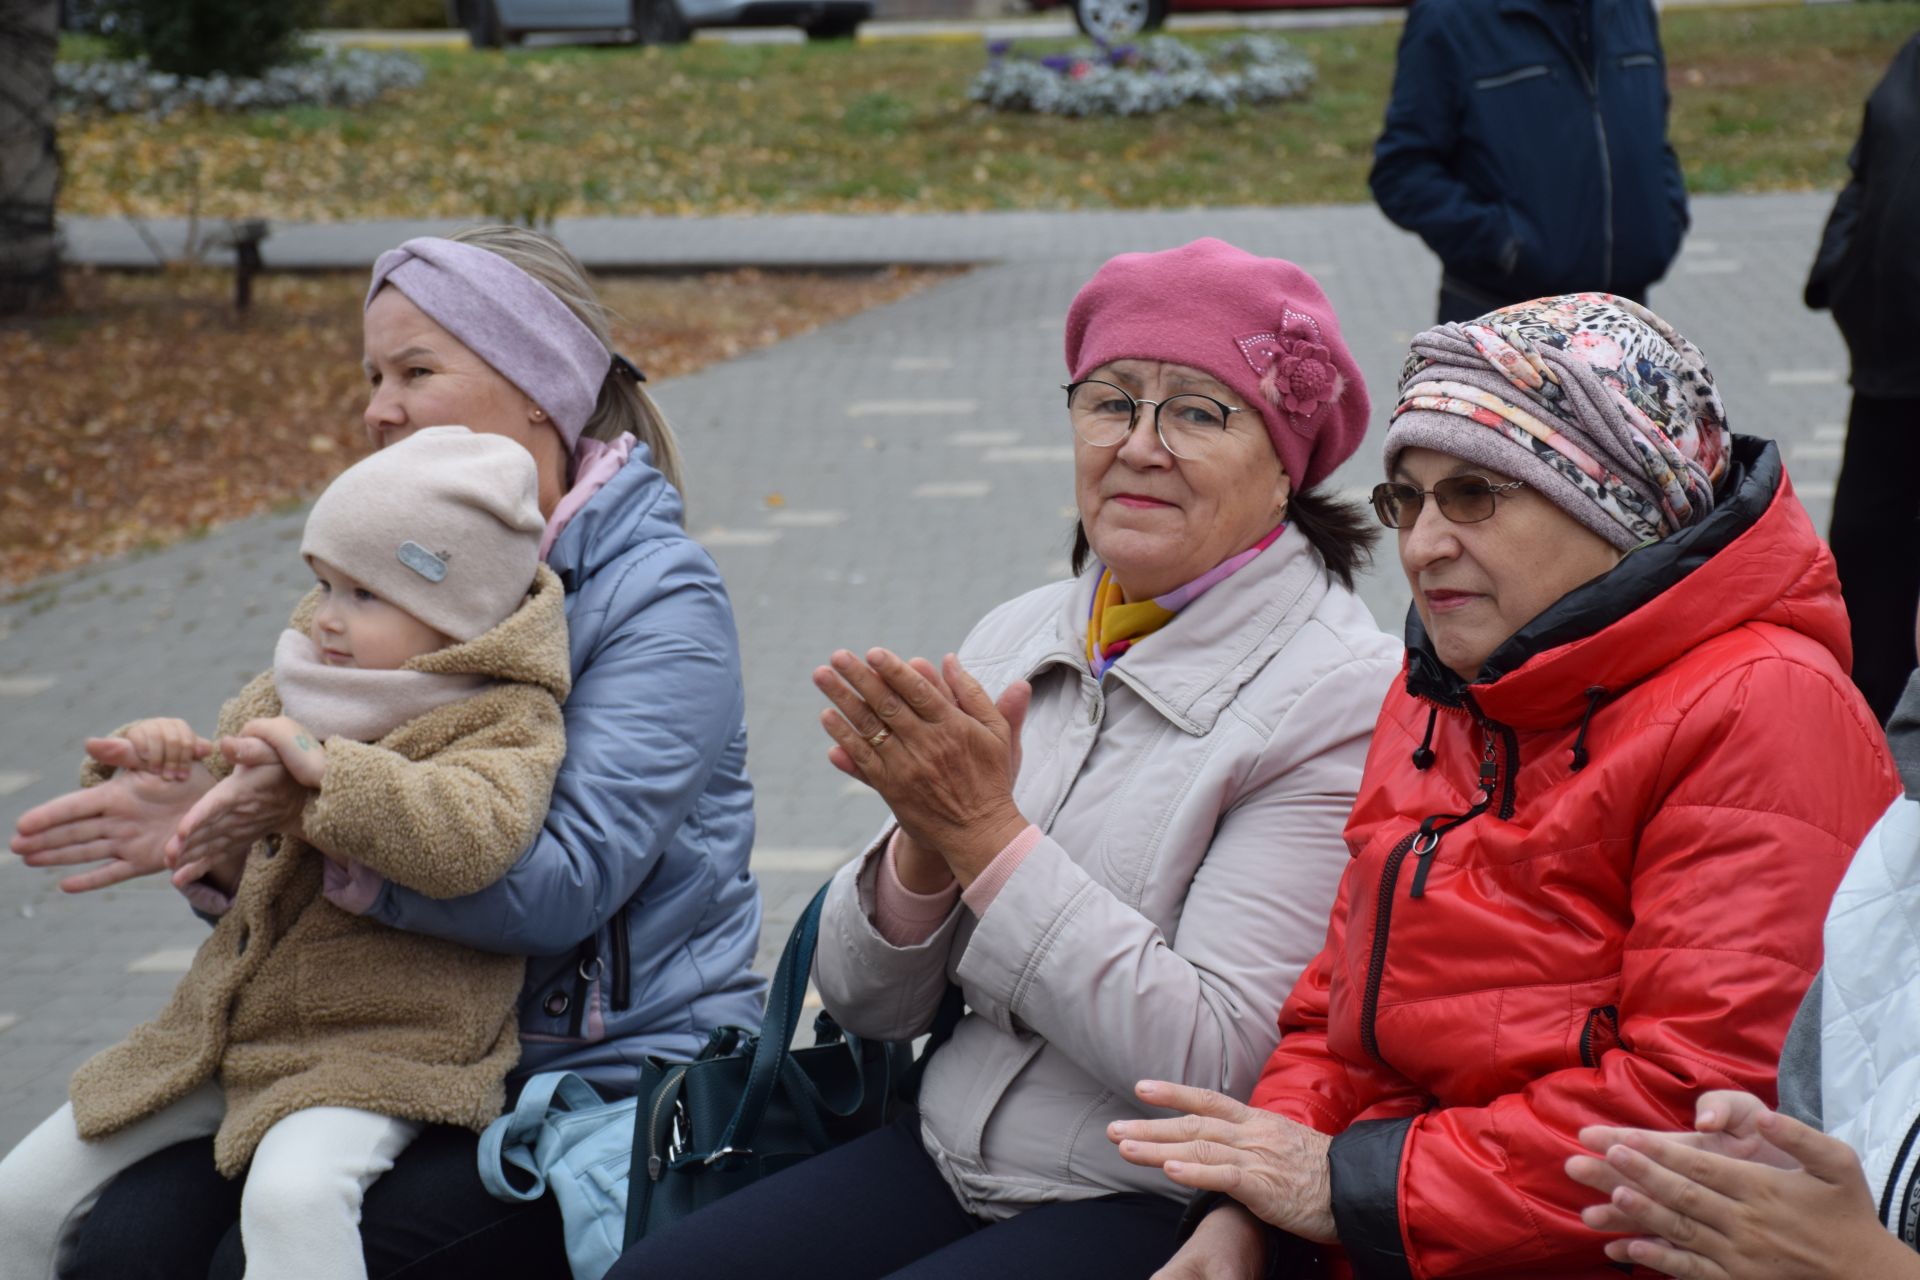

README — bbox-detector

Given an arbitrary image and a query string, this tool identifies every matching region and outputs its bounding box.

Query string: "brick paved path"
[0,193,1851,1148]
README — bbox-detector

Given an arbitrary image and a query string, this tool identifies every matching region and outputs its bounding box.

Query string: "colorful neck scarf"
[1084,523,1287,678]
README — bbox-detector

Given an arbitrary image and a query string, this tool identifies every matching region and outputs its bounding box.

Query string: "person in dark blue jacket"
[1371,0,1691,323]
[11,226,766,1278]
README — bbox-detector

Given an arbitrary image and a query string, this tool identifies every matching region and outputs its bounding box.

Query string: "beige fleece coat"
[69,565,571,1176]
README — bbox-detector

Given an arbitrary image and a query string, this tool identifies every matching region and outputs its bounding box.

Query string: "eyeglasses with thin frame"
[1370,476,1527,529]
[1063,379,1243,461]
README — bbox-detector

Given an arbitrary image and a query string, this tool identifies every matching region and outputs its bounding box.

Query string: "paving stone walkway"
[0,193,1852,1148]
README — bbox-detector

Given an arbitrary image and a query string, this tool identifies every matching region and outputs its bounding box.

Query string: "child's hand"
[238,716,328,789]
[88,719,212,782]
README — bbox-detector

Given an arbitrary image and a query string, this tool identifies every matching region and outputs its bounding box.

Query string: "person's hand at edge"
[1567,1104,1919,1280]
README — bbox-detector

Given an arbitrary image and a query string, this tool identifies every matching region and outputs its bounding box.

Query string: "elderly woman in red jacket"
[1108,295,1899,1279]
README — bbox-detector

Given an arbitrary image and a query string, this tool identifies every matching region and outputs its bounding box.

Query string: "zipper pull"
[1466,725,1497,807]
[647,1154,663,1180]
[1409,828,1441,898]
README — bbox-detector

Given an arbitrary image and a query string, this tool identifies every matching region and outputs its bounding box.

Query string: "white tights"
[0,1083,419,1279]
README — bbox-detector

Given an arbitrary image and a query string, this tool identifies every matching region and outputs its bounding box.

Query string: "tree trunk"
[0,0,61,314]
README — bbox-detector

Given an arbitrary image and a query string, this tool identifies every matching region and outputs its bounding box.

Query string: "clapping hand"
[166,734,307,891]
[1564,1091,1918,1279]
[813,648,1031,885]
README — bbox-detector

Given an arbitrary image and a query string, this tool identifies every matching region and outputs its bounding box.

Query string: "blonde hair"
[445,225,688,518]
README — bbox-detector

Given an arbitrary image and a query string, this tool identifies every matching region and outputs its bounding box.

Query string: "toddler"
[0,426,570,1279]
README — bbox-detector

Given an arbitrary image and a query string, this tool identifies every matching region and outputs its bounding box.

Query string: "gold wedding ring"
[866,727,892,750]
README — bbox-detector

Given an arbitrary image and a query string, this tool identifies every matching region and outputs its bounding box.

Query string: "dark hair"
[1068,485,1378,592]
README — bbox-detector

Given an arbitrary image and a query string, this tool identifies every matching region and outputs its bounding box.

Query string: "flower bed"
[969,34,1315,117]
[57,48,423,117]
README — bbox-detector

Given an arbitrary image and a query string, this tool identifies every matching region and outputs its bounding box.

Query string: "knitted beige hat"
[302,426,544,642]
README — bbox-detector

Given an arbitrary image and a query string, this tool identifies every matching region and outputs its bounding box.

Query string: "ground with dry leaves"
[55,6,1917,222]
[0,266,955,586]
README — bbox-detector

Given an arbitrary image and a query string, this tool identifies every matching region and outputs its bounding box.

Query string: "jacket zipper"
[1360,708,1517,1064]
[1578,1004,1619,1068]
[1522,10,1613,284]
[1359,827,1423,1066]
[610,905,632,1012]
[645,1063,692,1180]
[1881,1111,1920,1228]
[569,933,601,1039]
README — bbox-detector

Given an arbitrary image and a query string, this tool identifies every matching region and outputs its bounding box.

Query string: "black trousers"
[1828,393,1920,725]
[64,1124,566,1278]
[607,1111,1186,1280]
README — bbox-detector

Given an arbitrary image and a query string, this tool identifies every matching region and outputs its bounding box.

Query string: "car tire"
[633,0,692,44]
[802,14,861,39]
[1071,0,1164,40]
[463,0,505,48]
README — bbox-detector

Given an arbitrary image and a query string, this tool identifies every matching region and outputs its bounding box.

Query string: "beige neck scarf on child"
[272,630,488,744]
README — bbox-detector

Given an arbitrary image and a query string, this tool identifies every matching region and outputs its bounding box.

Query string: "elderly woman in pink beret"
[607,238,1402,1278]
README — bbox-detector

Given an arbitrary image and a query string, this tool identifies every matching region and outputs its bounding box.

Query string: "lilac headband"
[366,237,610,450]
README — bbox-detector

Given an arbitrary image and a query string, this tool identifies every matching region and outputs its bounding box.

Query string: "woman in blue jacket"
[9,227,764,1277]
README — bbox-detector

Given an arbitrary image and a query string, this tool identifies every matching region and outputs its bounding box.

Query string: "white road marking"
[1790,442,1842,462]
[912,481,992,499]
[127,948,198,974]
[767,509,848,528]
[1682,258,1741,274]
[1795,480,1837,501]
[752,847,852,873]
[1814,423,1846,442]
[0,772,40,797]
[0,1014,16,1035]
[1767,369,1842,386]
[950,430,1022,447]
[846,399,978,418]
[699,528,784,547]
[0,676,56,697]
[985,447,1075,463]
[891,356,954,371]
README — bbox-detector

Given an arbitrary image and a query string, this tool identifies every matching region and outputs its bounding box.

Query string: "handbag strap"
[716,881,830,1156]
[899,982,966,1104]
[477,1070,608,1202]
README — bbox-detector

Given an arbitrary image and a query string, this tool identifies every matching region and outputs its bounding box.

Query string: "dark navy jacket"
[1370,0,1690,303]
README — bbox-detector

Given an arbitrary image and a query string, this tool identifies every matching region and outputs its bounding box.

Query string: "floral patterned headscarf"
[1383,294,1732,551]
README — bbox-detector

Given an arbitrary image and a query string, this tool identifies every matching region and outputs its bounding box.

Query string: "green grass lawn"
[57,3,1919,221]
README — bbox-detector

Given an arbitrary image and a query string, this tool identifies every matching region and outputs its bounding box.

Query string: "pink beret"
[1064,238,1369,492]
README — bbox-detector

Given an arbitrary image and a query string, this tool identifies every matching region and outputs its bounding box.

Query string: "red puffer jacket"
[1249,439,1899,1279]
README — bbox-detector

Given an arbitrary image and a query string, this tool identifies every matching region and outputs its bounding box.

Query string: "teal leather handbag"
[622,881,945,1247]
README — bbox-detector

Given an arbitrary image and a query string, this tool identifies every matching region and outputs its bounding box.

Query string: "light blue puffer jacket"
[359,444,766,1094]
